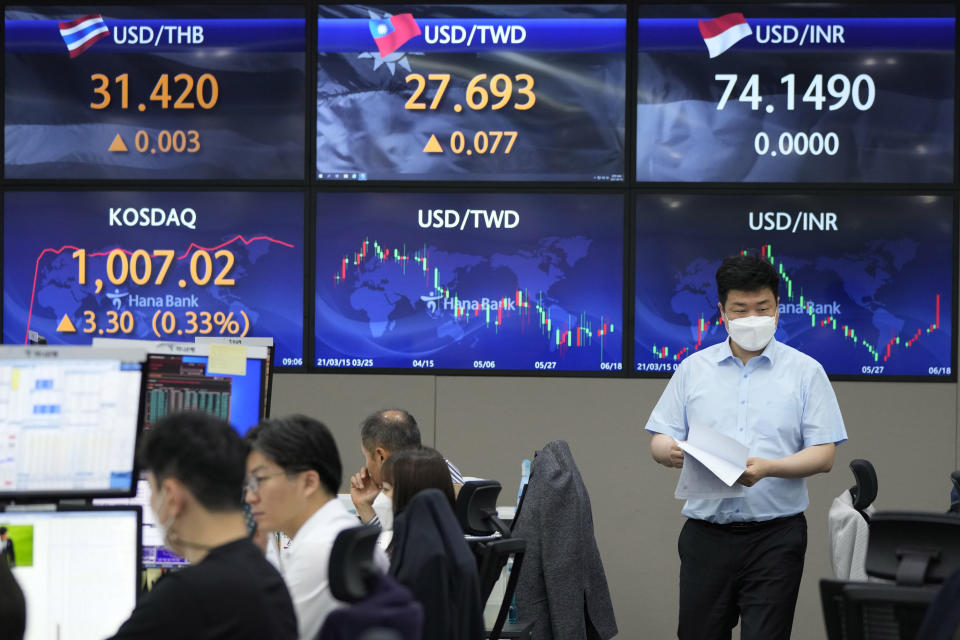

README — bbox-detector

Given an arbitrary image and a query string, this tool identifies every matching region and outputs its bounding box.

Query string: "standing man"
[0,527,15,567]
[350,409,463,529]
[646,254,847,640]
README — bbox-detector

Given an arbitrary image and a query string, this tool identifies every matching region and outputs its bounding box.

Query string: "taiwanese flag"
[698,13,752,59]
[368,13,421,58]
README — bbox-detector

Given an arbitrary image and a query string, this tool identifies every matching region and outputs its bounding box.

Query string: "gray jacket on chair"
[513,440,618,640]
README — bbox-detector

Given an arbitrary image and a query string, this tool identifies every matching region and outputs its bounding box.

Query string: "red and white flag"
[698,13,752,59]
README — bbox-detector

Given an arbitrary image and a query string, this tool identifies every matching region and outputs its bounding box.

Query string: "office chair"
[820,511,960,640]
[455,480,534,640]
[319,526,423,640]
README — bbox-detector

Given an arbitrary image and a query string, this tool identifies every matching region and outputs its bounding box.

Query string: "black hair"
[360,409,422,454]
[0,528,6,535]
[382,447,455,517]
[138,411,246,513]
[245,414,342,496]
[716,254,780,307]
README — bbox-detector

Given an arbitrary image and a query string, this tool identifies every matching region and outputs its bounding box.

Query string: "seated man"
[109,412,297,639]
[245,414,388,640]
[349,409,463,529]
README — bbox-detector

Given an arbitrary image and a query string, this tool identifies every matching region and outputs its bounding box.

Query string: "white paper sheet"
[675,454,745,499]
[673,423,750,499]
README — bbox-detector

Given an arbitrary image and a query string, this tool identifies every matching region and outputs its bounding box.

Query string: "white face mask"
[724,313,778,352]
[153,487,176,550]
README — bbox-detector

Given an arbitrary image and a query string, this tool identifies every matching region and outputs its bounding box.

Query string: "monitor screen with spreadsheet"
[0,346,146,499]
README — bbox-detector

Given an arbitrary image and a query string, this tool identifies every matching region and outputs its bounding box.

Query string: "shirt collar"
[291,496,347,542]
[715,336,779,366]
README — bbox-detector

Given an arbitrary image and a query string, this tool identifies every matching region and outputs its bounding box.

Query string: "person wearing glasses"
[109,412,297,639]
[244,414,388,640]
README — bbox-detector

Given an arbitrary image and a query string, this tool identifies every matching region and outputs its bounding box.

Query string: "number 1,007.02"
[71,248,236,288]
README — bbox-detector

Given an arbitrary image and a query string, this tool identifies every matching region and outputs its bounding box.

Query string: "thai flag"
[59,14,110,58]
[699,13,752,59]
[368,13,420,58]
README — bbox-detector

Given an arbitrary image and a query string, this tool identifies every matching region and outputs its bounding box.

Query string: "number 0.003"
[754,131,839,157]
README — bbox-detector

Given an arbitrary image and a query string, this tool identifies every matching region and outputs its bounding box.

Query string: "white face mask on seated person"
[724,313,778,352]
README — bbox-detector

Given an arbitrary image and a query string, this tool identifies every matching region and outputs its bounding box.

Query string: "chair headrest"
[455,480,503,536]
[329,525,379,603]
[849,459,878,511]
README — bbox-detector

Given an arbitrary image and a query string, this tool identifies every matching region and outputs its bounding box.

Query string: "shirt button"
[741,400,745,404]
[743,374,748,379]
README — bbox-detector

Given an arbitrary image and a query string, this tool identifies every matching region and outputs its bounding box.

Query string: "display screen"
[2,191,305,367]
[634,193,954,378]
[636,4,955,183]
[1,508,139,640]
[96,479,188,569]
[316,4,625,182]
[316,192,624,372]
[144,353,264,435]
[4,5,305,179]
[0,352,143,498]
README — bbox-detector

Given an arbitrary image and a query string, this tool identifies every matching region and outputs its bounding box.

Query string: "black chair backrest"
[866,511,960,585]
[329,525,379,603]
[456,480,510,537]
[849,459,878,519]
[842,584,938,640]
[820,579,848,640]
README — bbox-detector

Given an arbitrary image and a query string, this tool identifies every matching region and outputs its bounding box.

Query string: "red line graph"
[24,235,295,343]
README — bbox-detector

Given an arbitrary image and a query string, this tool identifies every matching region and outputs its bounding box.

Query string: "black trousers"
[677,514,807,640]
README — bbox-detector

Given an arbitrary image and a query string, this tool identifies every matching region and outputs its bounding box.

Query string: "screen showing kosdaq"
[4,6,305,179]
[317,4,625,182]
[634,194,954,378]
[3,192,304,367]
[636,4,955,183]
[316,192,624,372]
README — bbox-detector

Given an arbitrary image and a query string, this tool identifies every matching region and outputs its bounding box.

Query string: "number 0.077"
[71,248,236,288]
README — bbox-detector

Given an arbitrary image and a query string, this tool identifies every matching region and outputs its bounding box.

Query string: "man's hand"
[651,433,684,468]
[738,457,771,487]
[350,467,380,523]
[666,441,684,468]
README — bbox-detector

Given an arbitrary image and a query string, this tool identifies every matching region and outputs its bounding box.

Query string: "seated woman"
[381,447,456,520]
[384,447,484,640]
[244,414,387,640]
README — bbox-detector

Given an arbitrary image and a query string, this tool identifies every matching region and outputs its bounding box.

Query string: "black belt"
[695,513,803,533]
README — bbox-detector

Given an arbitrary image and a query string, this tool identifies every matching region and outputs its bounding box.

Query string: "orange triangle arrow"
[56,314,77,333]
[423,134,443,154]
[109,134,128,153]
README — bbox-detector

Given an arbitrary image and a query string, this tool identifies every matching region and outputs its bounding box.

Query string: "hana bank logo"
[699,13,752,58]
[420,294,444,317]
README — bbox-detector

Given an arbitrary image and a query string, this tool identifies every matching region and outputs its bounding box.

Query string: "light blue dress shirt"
[646,337,847,523]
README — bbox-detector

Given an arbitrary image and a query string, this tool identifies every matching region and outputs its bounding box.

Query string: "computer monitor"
[195,336,275,419]
[0,346,147,500]
[91,339,267,435]
[95,478,188,569]
[0,505,141,640]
